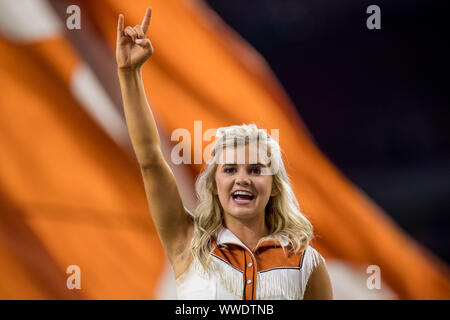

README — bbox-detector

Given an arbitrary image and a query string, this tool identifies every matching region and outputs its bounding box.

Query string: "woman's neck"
[223,215,269,250]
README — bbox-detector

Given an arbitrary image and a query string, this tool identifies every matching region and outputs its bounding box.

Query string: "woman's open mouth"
[231,190,255,205]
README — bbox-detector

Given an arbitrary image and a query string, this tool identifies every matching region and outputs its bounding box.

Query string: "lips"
[231,190,255,205]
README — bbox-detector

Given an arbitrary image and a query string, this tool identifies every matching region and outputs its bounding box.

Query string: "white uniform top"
[176,227,325,300]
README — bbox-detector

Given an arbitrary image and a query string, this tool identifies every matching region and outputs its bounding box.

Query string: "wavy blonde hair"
[190,123,314,271]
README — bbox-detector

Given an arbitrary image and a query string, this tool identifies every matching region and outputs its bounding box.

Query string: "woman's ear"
[270,185,279,197]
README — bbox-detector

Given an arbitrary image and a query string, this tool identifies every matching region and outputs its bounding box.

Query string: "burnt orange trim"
[242,251,247,300]
[243,250,255,300]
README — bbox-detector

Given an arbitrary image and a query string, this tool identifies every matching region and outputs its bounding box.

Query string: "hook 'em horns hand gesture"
[116,7,154,70]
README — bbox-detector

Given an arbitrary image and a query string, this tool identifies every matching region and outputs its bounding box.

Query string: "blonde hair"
[190,123,314,271]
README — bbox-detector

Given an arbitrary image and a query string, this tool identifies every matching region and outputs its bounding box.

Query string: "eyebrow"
[222,163,267,167]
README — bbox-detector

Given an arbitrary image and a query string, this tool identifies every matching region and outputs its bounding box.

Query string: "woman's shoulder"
[301,244,326,267]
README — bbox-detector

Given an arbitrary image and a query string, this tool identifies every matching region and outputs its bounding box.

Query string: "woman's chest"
[176,250,308,300]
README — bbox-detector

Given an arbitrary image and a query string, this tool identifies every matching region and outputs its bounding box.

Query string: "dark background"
[205,0,450,263]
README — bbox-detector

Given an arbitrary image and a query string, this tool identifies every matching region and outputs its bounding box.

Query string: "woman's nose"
[235,168,251,185]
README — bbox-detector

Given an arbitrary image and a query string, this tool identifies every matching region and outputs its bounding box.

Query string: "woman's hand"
[116,7,154,70]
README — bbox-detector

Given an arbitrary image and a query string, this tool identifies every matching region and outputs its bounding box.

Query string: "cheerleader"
[116,8,333,300]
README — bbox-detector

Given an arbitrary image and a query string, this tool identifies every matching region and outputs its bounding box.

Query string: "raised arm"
[116,8,157,157]
[116,8,193,264]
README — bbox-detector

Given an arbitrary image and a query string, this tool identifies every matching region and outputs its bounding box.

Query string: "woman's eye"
[250,167,261,174]
[224,167,235,174]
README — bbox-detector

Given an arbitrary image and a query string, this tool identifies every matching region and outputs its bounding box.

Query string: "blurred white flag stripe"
[71,64,130,147]
[0,0,62,43]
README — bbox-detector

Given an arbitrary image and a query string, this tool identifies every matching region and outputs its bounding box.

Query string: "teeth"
[233,191,253,196]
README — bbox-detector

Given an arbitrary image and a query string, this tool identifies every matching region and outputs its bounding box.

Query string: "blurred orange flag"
[0,0,448,299]
[0,6,164,298]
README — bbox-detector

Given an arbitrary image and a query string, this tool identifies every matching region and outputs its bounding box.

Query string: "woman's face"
[214,144,278,222]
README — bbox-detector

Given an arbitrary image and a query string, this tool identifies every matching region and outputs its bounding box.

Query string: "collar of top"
[214,226,289,252]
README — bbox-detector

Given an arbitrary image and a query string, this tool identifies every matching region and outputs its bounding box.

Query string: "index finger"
[117,13,124,37]
[141,7,152,35]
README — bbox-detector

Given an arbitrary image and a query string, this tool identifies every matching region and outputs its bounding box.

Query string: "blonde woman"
[117,8,333,300]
